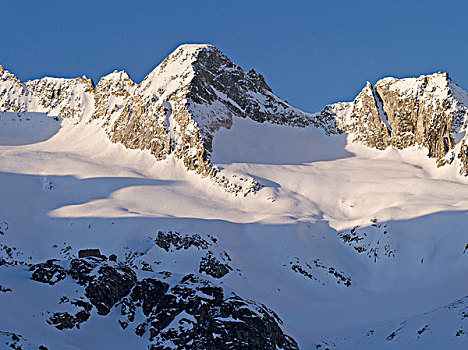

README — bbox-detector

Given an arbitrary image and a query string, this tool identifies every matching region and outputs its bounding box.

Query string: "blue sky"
[0,0,466,112]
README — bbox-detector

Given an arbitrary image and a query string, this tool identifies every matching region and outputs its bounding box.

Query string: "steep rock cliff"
[324,72,468,171]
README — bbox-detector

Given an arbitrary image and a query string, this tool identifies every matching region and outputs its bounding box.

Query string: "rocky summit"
[323,72,468,170]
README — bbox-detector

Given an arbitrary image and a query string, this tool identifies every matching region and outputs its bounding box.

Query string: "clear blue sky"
[1,0,466,112]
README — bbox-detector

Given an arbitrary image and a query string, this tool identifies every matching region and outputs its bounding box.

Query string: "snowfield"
[0,110,466,349]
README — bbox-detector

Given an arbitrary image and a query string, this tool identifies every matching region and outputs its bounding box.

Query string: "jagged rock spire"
[323,72,468,169]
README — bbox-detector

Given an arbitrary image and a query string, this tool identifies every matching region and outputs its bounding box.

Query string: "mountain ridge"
[1,44,468,190]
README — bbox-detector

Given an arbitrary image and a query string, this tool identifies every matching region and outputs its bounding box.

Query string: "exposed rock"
[67,256,102,285]
[29,257,298,349]
[85,265,137,315]
[30,259,66,285]
[131,278,169,316]
[47,305,91,330]
[336,81,390,150]
[199,251,232,278]
[0,65,29,112]
[0,284,12,293]
[47,312,78,330]
[0,330,30,350]
[154,231,210,252]
[25,76,95,121]
[338,220,395,262]
[91,70,136,127]
[327,72,468,173]
[151,274,299,350]
[289,257,351,287]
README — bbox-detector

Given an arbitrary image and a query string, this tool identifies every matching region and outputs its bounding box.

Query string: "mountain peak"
[322,71,468,173]
[174,43,216,53]
[0,65,29,112]
[98,70,133,84]
[104,44,334,195]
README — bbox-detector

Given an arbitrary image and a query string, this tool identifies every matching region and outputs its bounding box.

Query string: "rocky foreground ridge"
[0,228,299,349]
[28,256,298,350]
[1,44,468,189]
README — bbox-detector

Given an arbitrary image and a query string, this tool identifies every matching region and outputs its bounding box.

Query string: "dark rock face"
[0,284,12,293]
[139,274,299,350]
[30,259,66,285]
[29,258,298,350]
[47,300,92,330]
[85,265,137,315]
[131,279,170,316]
[0,330,29,350]
[47,312,79,330]
[188,46,331,132]
[199,251,232,278]
[155,231,210,252]
[68,256,102,285]
[153,231,232,279]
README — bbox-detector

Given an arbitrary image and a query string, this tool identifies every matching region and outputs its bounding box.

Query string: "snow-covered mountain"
[0,44,467,349]
[0,44,339,196]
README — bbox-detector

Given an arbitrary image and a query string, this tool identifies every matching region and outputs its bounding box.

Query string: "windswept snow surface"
[0,115,467,349]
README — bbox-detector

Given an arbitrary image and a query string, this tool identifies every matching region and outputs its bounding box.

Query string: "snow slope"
[0,111,466,348]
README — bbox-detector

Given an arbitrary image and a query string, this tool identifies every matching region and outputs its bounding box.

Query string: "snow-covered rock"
[324,72,468,173]
[0,65,30,112]
[25,76,95,122]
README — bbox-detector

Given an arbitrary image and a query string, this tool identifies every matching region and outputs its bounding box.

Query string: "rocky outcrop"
[199,251,232,278]
[152,231,233,279]
[144,274,299,350]
[338,219,395,262]
[29,257,298,350]
[85,264,137,315]
[334,82,391,150]
[0,330,34,350]
[154,231,210,252]
[327,72,468,171]
[91,70,136,127]
[0,65,29,112]
[30,259,67,285]
[25,76,95,121]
